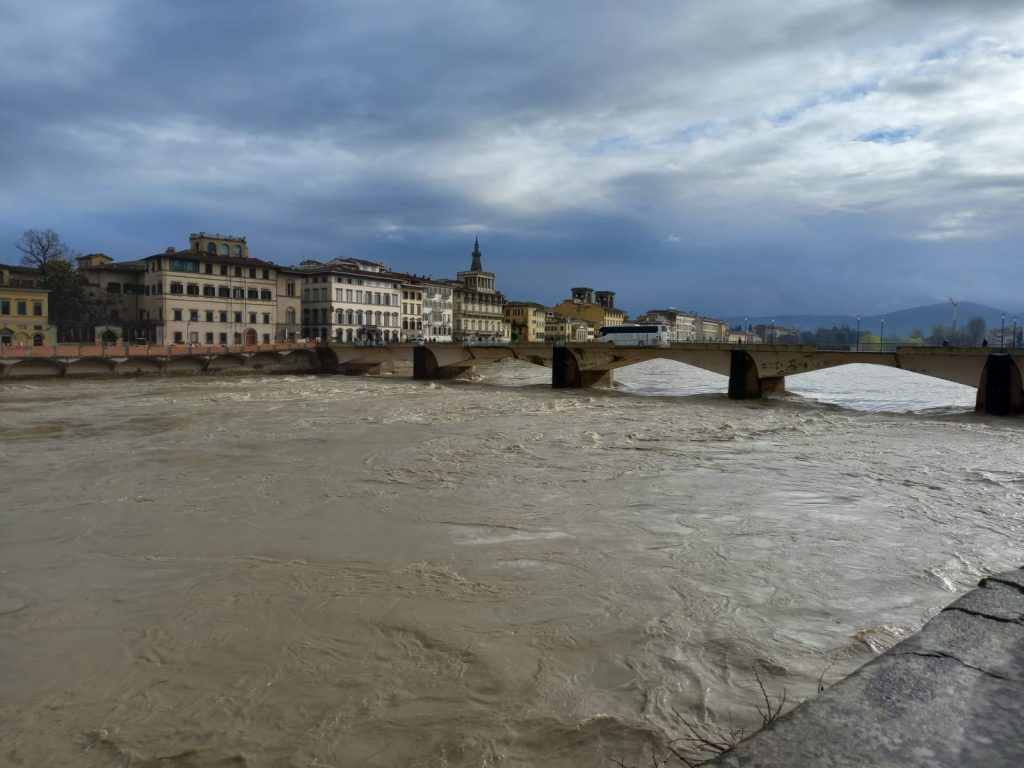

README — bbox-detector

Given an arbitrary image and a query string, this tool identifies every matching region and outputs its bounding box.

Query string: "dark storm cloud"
[2,0,1023,316]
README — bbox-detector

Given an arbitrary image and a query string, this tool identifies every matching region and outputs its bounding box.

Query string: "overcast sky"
[2,1,1022,317]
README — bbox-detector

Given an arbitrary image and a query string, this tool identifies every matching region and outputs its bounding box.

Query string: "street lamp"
[1014,317,1018,348]
[1001,313,1006,350]
[771,319,775,344]
[880,318,885,350]
[856,315,861,352]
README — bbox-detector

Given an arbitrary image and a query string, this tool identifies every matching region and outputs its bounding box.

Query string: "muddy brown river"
[1,361,1022,766]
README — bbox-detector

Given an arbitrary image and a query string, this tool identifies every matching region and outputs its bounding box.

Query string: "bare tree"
[965,316,987,346]
[15,228,70,269]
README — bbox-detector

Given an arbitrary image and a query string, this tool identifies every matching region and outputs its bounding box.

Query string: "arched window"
[376,311,383,326]
[346,328,353,342]
[346,310,354,325]
[220,244,229,255]
[356,310,363,325]
[233,245,242,256]
[320,308,328,323]
[337,310,344,325]
[392,312,399,326]
[32,334,44,346]
[206,242,216,254]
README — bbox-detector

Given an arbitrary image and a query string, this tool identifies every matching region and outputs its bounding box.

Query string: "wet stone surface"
[709,568,1024,768]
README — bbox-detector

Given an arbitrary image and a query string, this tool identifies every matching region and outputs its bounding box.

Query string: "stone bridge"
[320,342,1024,415]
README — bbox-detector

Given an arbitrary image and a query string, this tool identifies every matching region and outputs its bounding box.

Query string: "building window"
[205,310,214,322]
[249,312,257,324]
[247,288,259,300]
[234,245,242,256]
[234,312,242,323]
[249,268,257,279]
[219,333,228,344]
[263,333,270,343]
[170,258,199,273]
[218,286,230,298]
[286,307,295,324]
[205,332,214,343]
[234,266,242,277]
[220,264,228,276]
[206,243,216,254]
[33,333,44,346]
[187,284,199,296]
[286,281,296,297]
[233,288,244,299]
[174,331,183,342]
[204,263,213,274]
[219,311,227,322]
[262,313,270,324]
[173,309,182,321]
[33,301,42,316]
[261,269,269,280]
[203,285,216,297]
[260,290,272,300]
[220,244,229,255]
[170,282,184,294]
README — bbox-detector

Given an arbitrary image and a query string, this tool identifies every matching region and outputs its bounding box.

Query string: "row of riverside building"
[2,232,742,347]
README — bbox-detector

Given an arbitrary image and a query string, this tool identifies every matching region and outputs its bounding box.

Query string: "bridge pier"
[413,346,469,381]
[976,353,1024,415]
[728,349,786,399]
[552,346,612,388]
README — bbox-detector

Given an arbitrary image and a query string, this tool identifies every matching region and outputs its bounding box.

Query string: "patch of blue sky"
[768,79,879,126]
[854,127,919,144]
[664,119,728,146]
[580,135,634,157]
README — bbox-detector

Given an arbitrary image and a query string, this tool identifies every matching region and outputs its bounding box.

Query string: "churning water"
[1,360,1021,766]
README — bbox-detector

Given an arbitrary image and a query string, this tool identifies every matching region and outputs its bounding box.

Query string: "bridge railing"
[0,340,317,360]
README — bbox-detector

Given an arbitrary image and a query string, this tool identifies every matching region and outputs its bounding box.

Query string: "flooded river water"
[1,361,1022,766]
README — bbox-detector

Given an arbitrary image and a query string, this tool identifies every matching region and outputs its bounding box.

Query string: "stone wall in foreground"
[708,567,1024,767]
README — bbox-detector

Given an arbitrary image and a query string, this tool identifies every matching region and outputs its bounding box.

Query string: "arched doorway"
[244,328,257,345]
[100,329,118,344]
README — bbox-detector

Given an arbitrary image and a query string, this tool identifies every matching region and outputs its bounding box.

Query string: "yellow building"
[0,263,53,346]
[550,287,626,332]
[503,301,547,342]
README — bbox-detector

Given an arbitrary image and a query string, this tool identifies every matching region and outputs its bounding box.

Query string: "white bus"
[595,324,670,347]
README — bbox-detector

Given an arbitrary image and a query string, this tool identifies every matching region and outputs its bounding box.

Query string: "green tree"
[41,260,88,329]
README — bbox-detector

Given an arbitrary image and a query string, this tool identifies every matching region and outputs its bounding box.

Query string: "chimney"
[165,246,176,253]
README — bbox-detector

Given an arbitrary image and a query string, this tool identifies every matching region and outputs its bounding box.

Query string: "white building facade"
[299,258,402,343]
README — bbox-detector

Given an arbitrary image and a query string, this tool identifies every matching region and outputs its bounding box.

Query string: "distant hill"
[723,302,1024,339]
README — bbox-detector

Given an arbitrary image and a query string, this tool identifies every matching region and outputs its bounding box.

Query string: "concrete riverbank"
[708,567,1024,767]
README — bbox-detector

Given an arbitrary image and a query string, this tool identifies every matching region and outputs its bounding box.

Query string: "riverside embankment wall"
[0,342,322,378]
[708,567,1024,767]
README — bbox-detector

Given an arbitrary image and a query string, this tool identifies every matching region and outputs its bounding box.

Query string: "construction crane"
[949,297,958,335]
